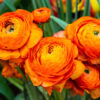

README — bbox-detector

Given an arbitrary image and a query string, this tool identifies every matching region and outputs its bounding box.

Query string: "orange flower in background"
[71,0,85,13]
[90,0,100,16]
[25,37,78,94]
[50,0,85,16]
[2,62,22,78]
[0,0,3,3]
[64,80,84,96]
[88,87,100,99]
[65,16,100,64]
[0,9,43,60]
[75,65,100,90]
[53,31,66,38]
[32,7,51,23]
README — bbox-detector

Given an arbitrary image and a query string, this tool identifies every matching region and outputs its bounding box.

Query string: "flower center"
[94,31,99,36]
[48,45,54,54]
[5,22,14,34]
[85,69,89,74]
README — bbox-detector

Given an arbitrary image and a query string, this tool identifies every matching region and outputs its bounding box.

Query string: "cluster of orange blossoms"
[50,0,100,16]
[0,7,100,99]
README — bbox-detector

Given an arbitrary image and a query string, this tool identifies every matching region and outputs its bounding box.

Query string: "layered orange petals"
[0,9,43,60]
[25,37,78,90]
[0,9,32,50]
[71,60,85,80]
[65,16,100,63]
[20,24,43,58]
[75,65,100,90]
[32,7,51,23]
[2,62,22,78]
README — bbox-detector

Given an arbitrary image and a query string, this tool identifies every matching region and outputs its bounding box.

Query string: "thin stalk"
[75,0,78,20]
[41,0,47,7]
[16,67,26,81]
[59,0,65,20]
[83,0,90,16]
[36,0,42,8]
[16,67,35,100]
[25,83,33,100]
[53,91,64,100]
[32,0,37,9]
[56,0,61,18]
[66,0,72,23]
[7,77,24,91]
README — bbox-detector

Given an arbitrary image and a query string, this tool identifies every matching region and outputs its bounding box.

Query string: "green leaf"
[7,77,24,91]
[3,0,16,11]
[50,16,67,29]
[0,74,14,100]
[83,0,90,16]
[0,0,20,14]
[14,93,25,100]
[25,82,45,100]
[66,0,72,23]
[16,67,45,100]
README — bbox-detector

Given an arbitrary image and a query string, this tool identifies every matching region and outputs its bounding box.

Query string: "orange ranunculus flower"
[65,16,100,64]
[64,79,84,96]
[70,60,85,80]
[0,0,3,3]
[53,31,66,38]
[2,61,22,78]
[25,37,78,94]
[0,9,43,60]
[88,87,100,99]
[50,0,85,16]
[32,7,51,23]
[90,0,100,16]
[75,65,100,90]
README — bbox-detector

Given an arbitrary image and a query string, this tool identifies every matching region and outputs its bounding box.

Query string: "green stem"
[3,0,16,11]
[75,0,78,20]
[32,0,37,9]
[53,91,64,100]
[43,88,49,100]
[66,0,72,23]
[25,82,33,100]
[36,0,42,8]
[7,77,24,91]
[83,0,90,16]
[16,67,26,81]
[16,67,34,100]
